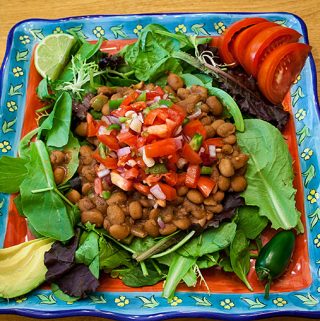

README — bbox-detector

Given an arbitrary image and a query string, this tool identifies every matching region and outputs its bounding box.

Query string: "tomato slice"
[183,119,207,139]
[242,25,301,77]
[144,138,177,158]
[257,43,311,105]
[231,21,278,64]
[219,17,267,65]
[97,134,120,150]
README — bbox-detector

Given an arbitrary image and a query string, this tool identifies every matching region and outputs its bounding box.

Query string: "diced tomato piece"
[130,101,147,111]
[197,176,216,198]
[122,167,140,180]
[145,138,177,158]
[121,91,139,106]
[146,86,165,100]
[183,119,207,139]
[158,182,177,200]
[168,104,186,125]
[167,152,179,171]
[97,134,120,150]
[145,174,162,186]
[204,137,224,148]
[176,173,187,186]
[181,143,202,165]
[185,164,200,188]
[163,172,178,186]
[118,131,137,147]
[166,118,178,137]
[136,136,147,149]
[86,113,99,137]
[144,108,168,125]
[134,182,150,196]
[146,124,168,138]
[111,105,131,117]
[110,171,133,191]
[92,152,118,169]
[117,154,132,167]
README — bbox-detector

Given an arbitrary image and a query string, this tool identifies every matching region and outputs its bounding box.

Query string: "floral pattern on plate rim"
[0,12,319,320]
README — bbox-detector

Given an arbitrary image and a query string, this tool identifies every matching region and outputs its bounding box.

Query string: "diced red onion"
[188,108,201,120]
[209,145,217,158]
[121,124,129,133]
[98,125,109,136]
[157,217,165,229]
[154,96,161,102]
[129,117,142,133]
[109,151,117,159]
[150,184,166,200]
[177,157,187,169]
[137,113,144,123]
[183,134,191,143]
[117,146,131,157]
[107,115,121,124]
[174,135,183,150]
[173,125,182,136]
[199,147,205,154]
[101,115,111,125]
[125,110,136,118]
[97,168,110,178]
[142,147,155,167]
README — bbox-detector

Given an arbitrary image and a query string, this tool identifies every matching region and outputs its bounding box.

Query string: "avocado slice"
[0,238,54,298]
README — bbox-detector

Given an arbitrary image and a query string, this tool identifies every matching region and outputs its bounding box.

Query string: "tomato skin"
[242,25,301,77]
[122,167,140,180]
[121,91,139,106]
[144,108,168,125]
[144,138,177,158]
[86,113,99,137]
[118,131,137,147]
[197,176,216,198]
[181,143,202,165]
[185,165,200,188]
[219,17,267,65]
[232,21,278,64]
[183,120,207,139]
[257,43,311,104]
[163,172,178,186]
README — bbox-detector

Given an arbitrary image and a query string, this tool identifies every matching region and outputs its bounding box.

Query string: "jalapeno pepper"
[255,230,295,299]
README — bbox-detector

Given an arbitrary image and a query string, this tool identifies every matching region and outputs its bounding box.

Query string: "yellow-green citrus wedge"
[34,34,76,80]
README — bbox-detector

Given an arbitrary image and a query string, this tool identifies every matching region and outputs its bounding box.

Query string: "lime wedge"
[34,34,76,80]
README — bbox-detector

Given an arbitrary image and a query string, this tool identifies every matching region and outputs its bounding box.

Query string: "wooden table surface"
[0,1,319,321]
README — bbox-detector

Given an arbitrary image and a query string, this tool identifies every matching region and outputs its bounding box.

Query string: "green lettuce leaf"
[237,119,303,232]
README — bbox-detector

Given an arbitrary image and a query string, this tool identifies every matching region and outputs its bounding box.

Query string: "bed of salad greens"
[0,23,303,301]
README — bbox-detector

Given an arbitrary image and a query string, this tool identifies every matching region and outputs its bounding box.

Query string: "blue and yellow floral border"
[0,12,320,320]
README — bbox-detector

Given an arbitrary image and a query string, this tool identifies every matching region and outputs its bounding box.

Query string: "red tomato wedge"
[144,138,177,158]
[219,17,267,66]
[231,21,278,64]
[257,42,311,105]
[242,25,301,77]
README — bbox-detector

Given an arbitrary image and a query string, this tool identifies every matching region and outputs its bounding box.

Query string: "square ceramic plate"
[0,12,320,320]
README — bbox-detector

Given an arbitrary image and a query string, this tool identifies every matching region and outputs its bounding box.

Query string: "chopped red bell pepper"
[92,152,118,169]
[110,171,133,191]
[158,182,177,200]
[197,176,216,198]
[183,119,207,139]
[185,164,200,188]
[87,113,99,137]
[144,138,177,158]
[181,143,202,165]
[133,182,150,196]
[97,134,120,150]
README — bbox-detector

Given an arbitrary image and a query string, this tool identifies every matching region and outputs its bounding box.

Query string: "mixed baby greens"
[0,23,302,300]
